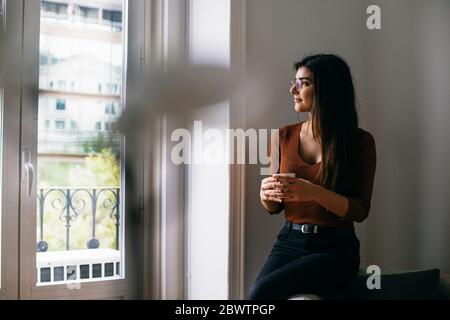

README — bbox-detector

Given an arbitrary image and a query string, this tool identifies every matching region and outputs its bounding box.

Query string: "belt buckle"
[301,225,318,234]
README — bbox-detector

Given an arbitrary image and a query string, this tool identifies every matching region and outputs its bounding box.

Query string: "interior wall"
[187,0,230,299]
[243,0,450,295]
[187,104,230,300]
[362,0,450,273]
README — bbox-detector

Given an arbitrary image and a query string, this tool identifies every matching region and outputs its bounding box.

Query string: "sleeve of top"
[344,131,377,223]
[263,128,285,215]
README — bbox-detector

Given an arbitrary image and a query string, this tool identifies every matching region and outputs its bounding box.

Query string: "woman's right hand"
[260,176,283,203]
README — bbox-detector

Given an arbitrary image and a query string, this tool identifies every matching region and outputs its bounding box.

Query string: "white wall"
[187,0,230,299]
[361,0,450,272]
[243,0,450,295]
[187,104,230,299]
[189,0,230,67]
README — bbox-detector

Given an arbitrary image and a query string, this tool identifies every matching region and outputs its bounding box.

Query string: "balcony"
[36,187,121,285]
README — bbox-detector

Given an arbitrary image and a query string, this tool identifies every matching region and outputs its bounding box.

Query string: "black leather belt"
[285,221,354,236]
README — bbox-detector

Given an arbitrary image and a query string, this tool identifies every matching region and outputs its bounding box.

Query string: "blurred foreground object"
[118,65,241,133]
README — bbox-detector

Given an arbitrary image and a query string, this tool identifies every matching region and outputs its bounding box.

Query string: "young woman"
[249,54,377,300]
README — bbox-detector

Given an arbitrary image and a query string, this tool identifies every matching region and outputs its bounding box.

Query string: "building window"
[56,99,66,111]
[105,103,116,115]
[104,122,111,131]
[75,6,99,21]
[106,83,119,95]
[95,122,102,131]
[40,54,49,65]
[41,1,68,16]
[55,120,65,130]
[58,80,66,90]
[45,120,50,129]
[103,10,122,24]
[70,121,77,130]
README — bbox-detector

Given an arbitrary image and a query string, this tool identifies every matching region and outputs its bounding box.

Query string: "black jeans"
[248,222,360,300]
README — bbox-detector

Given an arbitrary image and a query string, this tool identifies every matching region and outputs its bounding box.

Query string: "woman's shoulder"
[357,127,376,154]
[278,122,301,138]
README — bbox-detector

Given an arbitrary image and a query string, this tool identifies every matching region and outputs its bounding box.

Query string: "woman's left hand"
[272,176,319,202]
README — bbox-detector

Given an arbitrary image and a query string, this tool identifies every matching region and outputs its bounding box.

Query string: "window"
[105,104,116,115]
[112,84,118,94]
[45,120,50,129]
[58,80,66,91]
[34,0,128,294]
[70,121,77,130]
[56,99,66,111]
[40,55,49,65]
[103,10,122,24]
[41,1,68,17]
[55,120,65,130]
[104,122,110,131]
[105,83,118,95]
[77,6,99,21]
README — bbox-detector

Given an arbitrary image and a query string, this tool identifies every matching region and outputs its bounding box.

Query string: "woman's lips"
[294,98,302,102]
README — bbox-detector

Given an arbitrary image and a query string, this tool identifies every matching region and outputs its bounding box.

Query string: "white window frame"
[140,0,189,300]
[17,0,144,299]
[0,0,23,299]
[140,0,247,300]
[228,0,247,300]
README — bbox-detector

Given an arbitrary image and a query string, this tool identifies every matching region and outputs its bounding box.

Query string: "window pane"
[56,99,65,110]
[54,120,65,130]
[41,1,68,17]
[36,0,125,286]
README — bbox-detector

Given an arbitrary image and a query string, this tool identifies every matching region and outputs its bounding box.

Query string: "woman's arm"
[261,199,284,215]
[273,177,349,218]
[274,176,372,222]
[312,185,349,219]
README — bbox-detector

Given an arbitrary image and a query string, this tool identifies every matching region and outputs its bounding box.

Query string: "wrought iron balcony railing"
[36,187,120,252]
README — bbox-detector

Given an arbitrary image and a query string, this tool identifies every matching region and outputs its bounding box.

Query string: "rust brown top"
[266,121,377,228]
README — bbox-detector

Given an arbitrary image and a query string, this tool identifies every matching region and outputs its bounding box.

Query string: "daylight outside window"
[36,0,125,286]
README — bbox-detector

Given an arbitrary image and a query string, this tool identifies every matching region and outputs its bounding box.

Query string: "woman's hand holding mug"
[260,173,296,203]
[272,174,318,202]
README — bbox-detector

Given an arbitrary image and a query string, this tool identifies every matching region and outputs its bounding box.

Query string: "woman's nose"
[290,85,298,95]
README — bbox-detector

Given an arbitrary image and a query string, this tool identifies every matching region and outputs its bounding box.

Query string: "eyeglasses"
[290,78,312,91]
[290,79,304,91]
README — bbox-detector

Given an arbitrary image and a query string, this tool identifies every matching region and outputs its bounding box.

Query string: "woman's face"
[290,66,315,113]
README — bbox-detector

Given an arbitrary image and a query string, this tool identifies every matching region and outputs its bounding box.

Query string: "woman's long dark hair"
[294,54,360,196]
